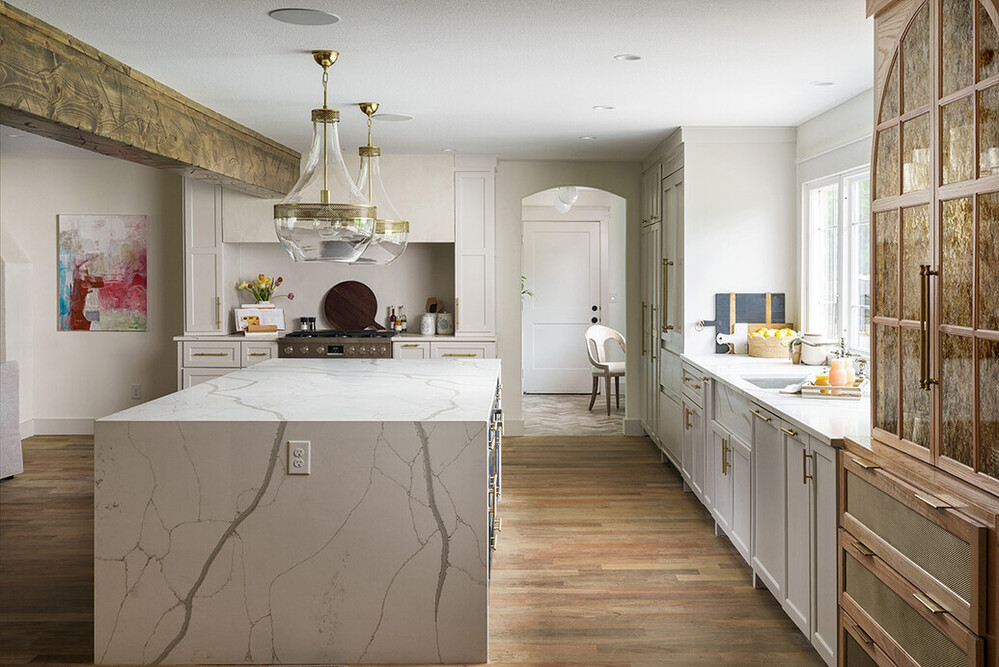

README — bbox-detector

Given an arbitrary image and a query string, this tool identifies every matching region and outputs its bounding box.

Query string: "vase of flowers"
[237,274,294,305]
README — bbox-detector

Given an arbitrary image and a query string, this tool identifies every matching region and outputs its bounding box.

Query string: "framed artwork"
[234,307,286,332]
[57,215,147,331]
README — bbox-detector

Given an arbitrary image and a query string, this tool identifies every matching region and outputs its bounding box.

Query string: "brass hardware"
[780,427,798,438]
[401,343,420,348]
[852,540,875,557]
[641,302,647,356]
[681,375,692,382]
[487,505,494,514]
[215,297,221,328]
[750,409,772,423]
[312,49,338,68]
[193,352,228,357]
[912,591,945,614]
[650,305,657,360]
[642,218,649,225]
[914,492,951,509]
[456,297,460,330]
[699,376,710,382]
[359,101,380,116]
[496,517,502,532]
[852,625,875,645]
[919,265,939,389]
[691,383,701,390]
[851,457,880,470]
[249,352,268,357]
[721,438,730,475]
[443,353,477,357]
[802,449,813,485]
[684,408,692,430]
[662,258,675,332]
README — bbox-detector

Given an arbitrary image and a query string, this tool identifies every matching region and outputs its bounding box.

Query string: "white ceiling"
[8,0,873,162]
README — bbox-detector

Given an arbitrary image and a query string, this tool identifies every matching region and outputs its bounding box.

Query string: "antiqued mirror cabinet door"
[872,0,999,494]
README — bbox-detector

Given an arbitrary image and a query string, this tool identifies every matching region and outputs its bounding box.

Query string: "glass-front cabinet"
[872,0,999,493]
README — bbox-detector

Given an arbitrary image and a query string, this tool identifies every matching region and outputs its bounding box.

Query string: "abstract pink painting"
[58,215,147,331]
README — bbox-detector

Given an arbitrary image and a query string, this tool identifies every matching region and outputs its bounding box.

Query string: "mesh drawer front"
[847,471,971,601]
[844,632,879,667]
[845,552,966,667]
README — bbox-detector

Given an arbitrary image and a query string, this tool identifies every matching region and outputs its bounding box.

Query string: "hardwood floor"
[0,435,821,666]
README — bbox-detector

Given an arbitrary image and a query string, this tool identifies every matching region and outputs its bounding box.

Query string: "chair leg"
[605,373,612,416]
[588,376,598,411]
[615,376,621,409]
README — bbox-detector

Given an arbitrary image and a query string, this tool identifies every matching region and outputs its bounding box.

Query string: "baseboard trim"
[31,418,94,436]
[19,419,34,440]
[504,419,525,437]
[623,419,643,436]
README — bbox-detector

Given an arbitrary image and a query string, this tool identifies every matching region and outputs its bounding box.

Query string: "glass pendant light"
[274,50,376,262]
[354,102,410,264]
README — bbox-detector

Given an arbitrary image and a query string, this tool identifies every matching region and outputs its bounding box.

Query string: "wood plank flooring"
[0,434,821,666]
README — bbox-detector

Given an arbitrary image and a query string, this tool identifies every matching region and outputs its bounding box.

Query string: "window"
[804,168,870,352]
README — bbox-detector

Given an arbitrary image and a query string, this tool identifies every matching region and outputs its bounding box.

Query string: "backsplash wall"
[234,243,455,329]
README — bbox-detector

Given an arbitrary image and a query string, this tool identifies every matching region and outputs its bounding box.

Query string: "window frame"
[801,165,871,354]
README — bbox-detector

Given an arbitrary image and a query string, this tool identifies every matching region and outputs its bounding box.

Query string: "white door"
[522,214,607,392]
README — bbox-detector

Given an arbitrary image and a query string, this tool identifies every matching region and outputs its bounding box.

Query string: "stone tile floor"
[521,393,623,436]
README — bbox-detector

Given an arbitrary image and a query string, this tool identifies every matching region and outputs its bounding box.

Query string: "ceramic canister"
[421,313,437,335]
[436,312,454,335]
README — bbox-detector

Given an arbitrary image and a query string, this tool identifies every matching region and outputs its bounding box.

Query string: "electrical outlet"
[130,384,142,400]
[287,440,310,475]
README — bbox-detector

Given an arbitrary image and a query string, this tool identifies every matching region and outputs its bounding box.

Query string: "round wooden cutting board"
[322,281,382,330]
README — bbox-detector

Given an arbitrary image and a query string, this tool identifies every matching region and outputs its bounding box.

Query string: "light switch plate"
[288,440,310,475]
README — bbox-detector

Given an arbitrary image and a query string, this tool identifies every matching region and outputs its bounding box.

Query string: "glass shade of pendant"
[557,186,579,206]
[553,195,572,214]
[354,145,409,264]
[274,52,375,262]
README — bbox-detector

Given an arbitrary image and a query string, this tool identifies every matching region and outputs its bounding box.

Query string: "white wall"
[0,136,183,434]
[680,127,798,355]
[496,161,642,435]
[234,243,454,328]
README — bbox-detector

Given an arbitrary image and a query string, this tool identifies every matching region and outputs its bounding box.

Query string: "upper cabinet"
[871,0,999,494]
[641,163,661,226]
[220,154,457,244]
[183,179,226,334]
[454,169,496,336]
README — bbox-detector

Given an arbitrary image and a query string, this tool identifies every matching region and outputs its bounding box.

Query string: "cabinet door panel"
[709,423,732,534]
[751,407,785,597]
[783,427,811,636]
[810,439,837,665]
[729,435,752,565]
[657,390,681,466]
[394,342,430,359]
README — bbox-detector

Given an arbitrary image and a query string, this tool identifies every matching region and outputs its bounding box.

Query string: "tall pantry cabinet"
[841,1,999,665]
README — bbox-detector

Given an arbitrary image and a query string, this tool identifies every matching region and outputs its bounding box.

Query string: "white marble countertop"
[172,333,497,342]
[100,358,501,423]
[681,353,870,444]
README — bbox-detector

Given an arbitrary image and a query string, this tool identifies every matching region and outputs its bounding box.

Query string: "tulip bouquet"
[237,274,294,303]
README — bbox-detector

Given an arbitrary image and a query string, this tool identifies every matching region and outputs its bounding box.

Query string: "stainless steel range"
[278,330,396,358]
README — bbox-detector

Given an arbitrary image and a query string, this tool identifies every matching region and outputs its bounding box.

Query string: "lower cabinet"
[708,422,751,563]
[430,341,496,359]
[657,388,682,468]
[176,339,277,389]
[751,404,786,598]
[393,341,431,359]
[681,397,706,504]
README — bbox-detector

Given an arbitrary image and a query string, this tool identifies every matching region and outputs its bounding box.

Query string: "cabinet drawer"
[183,342,240,368]
[181,368,231,388]
[431,342,496,359]
[680,363,707,407]
[241,342,276,367]
[841,455,988,633]
[840,533,983,667]
[393,341,430,359]
[842,609,898,667]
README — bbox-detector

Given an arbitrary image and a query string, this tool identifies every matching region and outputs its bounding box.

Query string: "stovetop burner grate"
[284,329,396,339]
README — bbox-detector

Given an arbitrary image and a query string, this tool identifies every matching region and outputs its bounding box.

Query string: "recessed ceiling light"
[592,105,615,111]
[268,8,340,25]
[810,80,835,86]
[441,148,457,153]
[373,113,414,122]
[580,136,598,140]
[614,54,642,61]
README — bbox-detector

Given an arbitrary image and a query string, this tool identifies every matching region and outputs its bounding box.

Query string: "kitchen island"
[94,358,501,665]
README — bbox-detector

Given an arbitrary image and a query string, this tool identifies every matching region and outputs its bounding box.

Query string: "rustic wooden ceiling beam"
[0,2,299,197]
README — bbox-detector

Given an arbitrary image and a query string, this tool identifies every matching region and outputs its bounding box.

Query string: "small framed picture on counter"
[234,307,285,333]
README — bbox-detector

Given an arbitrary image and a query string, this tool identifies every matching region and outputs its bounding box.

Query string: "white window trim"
[800,164,870,354]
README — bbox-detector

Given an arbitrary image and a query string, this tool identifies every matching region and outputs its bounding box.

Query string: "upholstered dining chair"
[585,325,626,416]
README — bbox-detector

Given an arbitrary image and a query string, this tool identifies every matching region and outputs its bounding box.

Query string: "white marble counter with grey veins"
[94,358,501,665]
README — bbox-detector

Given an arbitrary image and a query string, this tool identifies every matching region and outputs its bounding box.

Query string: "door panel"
[783,427,811,636]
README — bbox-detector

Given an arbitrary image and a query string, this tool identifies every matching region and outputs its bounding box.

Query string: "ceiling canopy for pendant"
[354,102,410,265]
[274,50,376,262]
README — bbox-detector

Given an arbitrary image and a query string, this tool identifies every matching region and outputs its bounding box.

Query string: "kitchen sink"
[740,375,811,389]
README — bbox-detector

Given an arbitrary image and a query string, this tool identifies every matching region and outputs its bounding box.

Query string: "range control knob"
[347,345,356,355]
[299,346,309,355]
[283,346,293,356]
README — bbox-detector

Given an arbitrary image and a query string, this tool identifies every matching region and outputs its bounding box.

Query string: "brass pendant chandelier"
[274,50,376,262]
[353,102,410,265]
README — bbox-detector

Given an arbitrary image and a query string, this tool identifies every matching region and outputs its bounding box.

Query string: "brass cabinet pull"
[215,297,221,328]
[691,383,701,390]
[721,438,731,475]
[496,517,502,532]
[802,449,814,485]
[750,409,772,423]
[443,353,478,357]
[641,302,647,356]
[682,374,692,382]
[662,258,675,332]
[914,492,951,510]
[401,343,420,348]
[851,456,880,470]
[919,265,939,389]
[193,352,228,357]
[699,376,710,382]
[852,540,875,557]
[912,591,945,614]
[853,624,875,645]
[650,306,657,360]
[780,427,798,438]
[249,352,268,357]
[685,408,692,430]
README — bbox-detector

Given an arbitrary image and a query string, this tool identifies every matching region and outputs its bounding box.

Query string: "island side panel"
[94,419,488,665]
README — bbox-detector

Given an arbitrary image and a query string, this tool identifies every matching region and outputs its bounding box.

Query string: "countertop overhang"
[100,358,502,423]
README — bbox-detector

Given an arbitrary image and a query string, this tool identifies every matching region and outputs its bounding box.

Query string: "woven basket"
[748,336,792,358]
